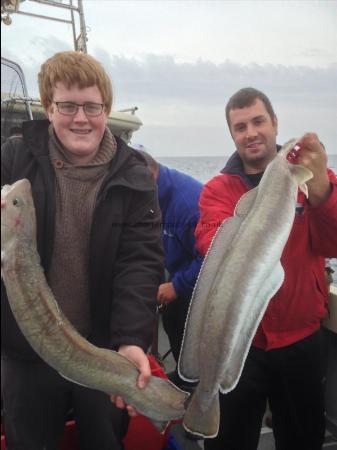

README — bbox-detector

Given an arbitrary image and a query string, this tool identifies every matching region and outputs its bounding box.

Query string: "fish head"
[277,138,313,197]
[1,179,36,254]
[278,137,300,159]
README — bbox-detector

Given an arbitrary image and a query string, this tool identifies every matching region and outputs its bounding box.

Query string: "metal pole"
[28,0,78,11]
[78,0,87,53]
[16,10,72,24]
[69,0,77,51]
[1,0,88,52]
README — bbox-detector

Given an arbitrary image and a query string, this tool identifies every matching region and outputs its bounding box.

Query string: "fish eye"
[12,197,23,207]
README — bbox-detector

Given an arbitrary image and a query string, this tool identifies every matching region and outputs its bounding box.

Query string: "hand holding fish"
[295,133,331,206]
[1,179,189,429]
[157,282,178,305]
[111,345,151,416]
[178,139,314,438]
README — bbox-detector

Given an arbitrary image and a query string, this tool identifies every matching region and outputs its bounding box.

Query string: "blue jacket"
[157,164,203,299]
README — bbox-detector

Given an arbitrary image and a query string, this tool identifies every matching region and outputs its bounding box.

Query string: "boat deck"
[167,425,337,450]
[157,315,337,450]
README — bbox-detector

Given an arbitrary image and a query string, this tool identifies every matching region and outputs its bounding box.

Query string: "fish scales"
[1,179,189,426]
[178,139,313,438]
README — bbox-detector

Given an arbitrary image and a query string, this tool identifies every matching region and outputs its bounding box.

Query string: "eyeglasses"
[53,101,105,117]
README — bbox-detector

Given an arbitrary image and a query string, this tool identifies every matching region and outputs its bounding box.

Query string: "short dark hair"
[225,87,276,129]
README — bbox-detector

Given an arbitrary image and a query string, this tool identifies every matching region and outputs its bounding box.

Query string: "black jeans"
[162,294,191,363]
[204,331,327,450]
[323,328,337,437]
[1,358,129,450]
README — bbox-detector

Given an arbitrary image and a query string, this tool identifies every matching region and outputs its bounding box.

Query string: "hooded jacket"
[1,120,164,360]
[157,164,203,299]
[195,150,337,350]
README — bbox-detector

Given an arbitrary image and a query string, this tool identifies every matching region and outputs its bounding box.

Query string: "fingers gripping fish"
[178,139,313,438]
[1,179,189,430]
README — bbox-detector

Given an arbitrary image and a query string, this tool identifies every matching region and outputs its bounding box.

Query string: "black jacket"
[1,120,164,360]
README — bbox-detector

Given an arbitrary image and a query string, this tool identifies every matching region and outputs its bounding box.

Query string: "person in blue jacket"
[136,149,204,384]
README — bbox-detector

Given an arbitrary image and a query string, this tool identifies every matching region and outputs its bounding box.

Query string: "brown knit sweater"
[47,126,117,336]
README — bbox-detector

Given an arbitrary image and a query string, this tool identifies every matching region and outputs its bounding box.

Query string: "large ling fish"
[178,139,313,438]
[1,179,189,430]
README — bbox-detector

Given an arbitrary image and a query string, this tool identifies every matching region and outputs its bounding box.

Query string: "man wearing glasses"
[1,51,164,450]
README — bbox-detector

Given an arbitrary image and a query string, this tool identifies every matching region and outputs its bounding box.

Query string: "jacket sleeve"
[170,208,204,299]
[308,169,337,257]
[195,175,245,256]
[109,185,164,352]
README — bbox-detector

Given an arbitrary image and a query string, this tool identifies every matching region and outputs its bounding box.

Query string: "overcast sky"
[1,0,337,156]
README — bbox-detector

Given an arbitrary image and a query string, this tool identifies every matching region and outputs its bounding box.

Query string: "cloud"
[4,39,336,107]
[93,51,336,154]
[93,49,337,107]
[32,36,73,60]
[2,45,336,155]
[1,36,72,98]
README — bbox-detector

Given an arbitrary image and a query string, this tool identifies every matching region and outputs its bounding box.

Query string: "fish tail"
[183,391,220,439]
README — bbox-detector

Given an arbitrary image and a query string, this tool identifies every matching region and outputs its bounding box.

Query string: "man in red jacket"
[196,87,337,450]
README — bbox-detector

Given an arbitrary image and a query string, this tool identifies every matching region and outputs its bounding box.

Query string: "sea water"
[157,154,337,282]
[157,154,337,184]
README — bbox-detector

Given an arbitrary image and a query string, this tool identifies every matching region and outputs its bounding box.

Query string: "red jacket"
[195,152,337,350]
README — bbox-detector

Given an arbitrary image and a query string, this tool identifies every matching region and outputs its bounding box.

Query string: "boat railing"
[1,95,40,107]
[117,107,138,115]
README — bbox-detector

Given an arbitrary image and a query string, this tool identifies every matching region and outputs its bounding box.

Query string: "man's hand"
[157,282,177,305]
[111,345,151,417]
[296,133,331,207]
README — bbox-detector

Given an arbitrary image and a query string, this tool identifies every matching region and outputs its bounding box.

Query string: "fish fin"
[288,164,313,198]
[234,186,258,218]
[183,392,220,439]
[178,214,243,381]
[220,261,285,393]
